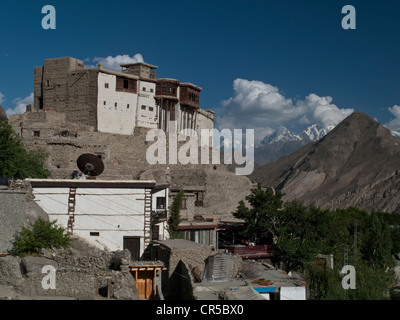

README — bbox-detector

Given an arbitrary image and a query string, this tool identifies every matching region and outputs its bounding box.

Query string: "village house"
[26,178,168,260]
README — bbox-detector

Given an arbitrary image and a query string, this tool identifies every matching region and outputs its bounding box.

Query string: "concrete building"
[32,57,214,136]
[27,178,168,259]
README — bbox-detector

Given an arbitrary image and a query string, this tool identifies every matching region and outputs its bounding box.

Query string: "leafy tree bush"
[232,184,400,299]
[13,218,71,256]
[0,120,50,179]
[233,183,283,244]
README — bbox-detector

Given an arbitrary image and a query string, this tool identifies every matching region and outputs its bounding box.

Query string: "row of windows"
[103,101,131,109]
[180,192,204,210]
[101,101,156,113]
[179,229,211,246]
[104,82,154,93]
[156,84,178,96]
[188,91,199,102]
[141,105,154,112]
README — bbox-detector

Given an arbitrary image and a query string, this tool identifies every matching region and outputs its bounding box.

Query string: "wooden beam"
[153,269,157,299]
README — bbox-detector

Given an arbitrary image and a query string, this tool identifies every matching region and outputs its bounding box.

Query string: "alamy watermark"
[41,5,356,31]
[41,265,56,290]
[340,265,356,290]
[342,5,356,30]
[145,121,254,176]
[41,5,56,30]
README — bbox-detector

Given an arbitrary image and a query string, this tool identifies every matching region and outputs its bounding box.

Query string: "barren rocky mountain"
[250,112,400,213]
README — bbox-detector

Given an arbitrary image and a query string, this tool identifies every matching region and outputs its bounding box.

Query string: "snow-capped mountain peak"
[300,124,334,143]
[261,127,301,145]
[257,124,334,147]
[255,124,335,165]
[391,130,400,139]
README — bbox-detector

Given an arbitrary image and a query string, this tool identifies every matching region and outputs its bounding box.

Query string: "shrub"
[0,120,50,179]
[167,190,184,239]
[13,218,71,256]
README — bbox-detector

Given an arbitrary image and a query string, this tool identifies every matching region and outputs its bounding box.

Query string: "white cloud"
[217,79,303,142]
[90,54,144,71]
[0,92,4,105]
[6,92,34,116]
[216,78,353,143]
[296,94,353,128]
[384,105,400,131]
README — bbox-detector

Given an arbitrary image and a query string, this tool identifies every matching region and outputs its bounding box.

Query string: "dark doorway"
[152,225,160,241]
[123,237,140,261]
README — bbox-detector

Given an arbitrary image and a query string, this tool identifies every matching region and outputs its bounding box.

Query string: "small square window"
[90,232,100,237]
[33,131,41,137]
[150,88,154,93]
[149,107,154,112]
[105,83,109,88]
[141,105,146,110]
[143,87,146,91]
[127,104,130,109]
[103,101,107,106]
[115,103,118,108]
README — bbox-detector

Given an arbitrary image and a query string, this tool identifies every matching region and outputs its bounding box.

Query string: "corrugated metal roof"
[224,286,267,300]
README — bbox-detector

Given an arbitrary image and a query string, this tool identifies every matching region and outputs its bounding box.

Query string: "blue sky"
[1,0,400,141]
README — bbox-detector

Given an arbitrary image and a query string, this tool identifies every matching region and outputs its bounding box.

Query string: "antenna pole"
[353,220,357,266]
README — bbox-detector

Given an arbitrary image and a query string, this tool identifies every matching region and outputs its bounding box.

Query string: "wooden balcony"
[225,244,275,259]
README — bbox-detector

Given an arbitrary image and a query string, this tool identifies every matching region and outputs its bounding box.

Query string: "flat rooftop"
[25,179,158,189]
[120,62,158,69]
[153,239,210,250]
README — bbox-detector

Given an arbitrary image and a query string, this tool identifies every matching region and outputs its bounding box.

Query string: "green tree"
[167,190,185,239]
[0,120,50,179]
[303,207,397,300]
[305,261,395,300]
[278,201,326,271]
[233,183,284,244]
[13,218,71,256]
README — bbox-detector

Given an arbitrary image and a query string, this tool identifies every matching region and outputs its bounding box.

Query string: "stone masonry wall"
[0,191,28,253]
[0,188,48,254]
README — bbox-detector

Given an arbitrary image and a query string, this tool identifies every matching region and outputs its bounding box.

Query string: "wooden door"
[123,237,140,261]
[136,271,154,299]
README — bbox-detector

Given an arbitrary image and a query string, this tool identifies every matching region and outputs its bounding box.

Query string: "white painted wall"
[195,110,214,136]
[280,286,306,300]
[97,72,138,135]
[136,80,157,129]
[32,186,150,254]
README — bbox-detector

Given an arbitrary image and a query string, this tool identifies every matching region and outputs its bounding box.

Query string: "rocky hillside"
[250,112,400,213]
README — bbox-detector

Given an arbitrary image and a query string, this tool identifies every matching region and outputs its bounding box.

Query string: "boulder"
[109,250,132,271]
[21,256,58,277]
[0,256,23,286]
[113,286,136,300]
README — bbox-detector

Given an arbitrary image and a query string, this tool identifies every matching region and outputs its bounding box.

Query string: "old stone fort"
[7,56,252,223]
